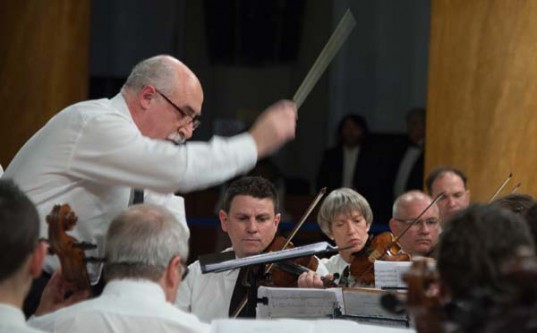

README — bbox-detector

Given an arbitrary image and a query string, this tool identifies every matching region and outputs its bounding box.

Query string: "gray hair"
[317,188,373,236]
[104,204,188,282]
[122,55,178,96]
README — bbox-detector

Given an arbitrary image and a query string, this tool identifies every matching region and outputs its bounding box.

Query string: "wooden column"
[0,0,90,167]
[426,0,537,201]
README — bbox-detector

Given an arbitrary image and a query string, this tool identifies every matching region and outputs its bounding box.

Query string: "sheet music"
[342,288,408,322]
[256,286,341,319]
[201,242,338,273]
[374,260,413,289]
[211,318,416,333]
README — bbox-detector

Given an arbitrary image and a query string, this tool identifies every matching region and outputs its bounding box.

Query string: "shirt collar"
[102,279,166,302]
[0,303,27,328]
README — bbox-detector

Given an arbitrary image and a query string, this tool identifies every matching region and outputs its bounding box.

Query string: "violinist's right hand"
[297,271,334,289]
[34,268,91,316]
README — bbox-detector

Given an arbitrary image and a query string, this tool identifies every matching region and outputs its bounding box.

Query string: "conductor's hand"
[249,100,297,158]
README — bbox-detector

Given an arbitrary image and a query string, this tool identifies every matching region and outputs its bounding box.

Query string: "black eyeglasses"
[394,217,440,228]
[156,90,201,130]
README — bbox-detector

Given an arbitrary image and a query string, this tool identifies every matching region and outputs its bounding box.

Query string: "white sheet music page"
[256,286,342,319]
[342,288,409,326]
[211,319,416,333]
[374,260,413,289]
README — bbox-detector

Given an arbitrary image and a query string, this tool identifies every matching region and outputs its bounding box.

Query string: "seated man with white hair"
[28,204,209,333]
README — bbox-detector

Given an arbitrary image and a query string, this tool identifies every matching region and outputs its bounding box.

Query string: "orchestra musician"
[28,204,210,333]
[0,180,48,333]
[175,176,329,323]
[425,166,470,224]
[300,188,373,288]
[3,54,297,315]
[388,191,441,258]
[436,204,535,332]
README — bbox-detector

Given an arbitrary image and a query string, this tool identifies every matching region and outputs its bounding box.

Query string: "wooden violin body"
[262,236,319,288]
[46,204,91,291]
[350,232,411,286]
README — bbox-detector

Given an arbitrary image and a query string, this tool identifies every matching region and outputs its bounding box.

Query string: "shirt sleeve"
[68,112,257,193]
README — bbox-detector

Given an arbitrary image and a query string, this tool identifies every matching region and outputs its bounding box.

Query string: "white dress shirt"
[27,279,210,333]
[4,94,257,281]
[393,142,423,198]
[342,146,359,188]
[0,304,45,333]
[176,252,330,323]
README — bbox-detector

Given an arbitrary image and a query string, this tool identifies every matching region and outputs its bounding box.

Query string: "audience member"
[392,108,426,198]
[316,115,389,224]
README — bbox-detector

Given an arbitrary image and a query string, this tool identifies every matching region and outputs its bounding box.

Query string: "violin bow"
[511,182,522,194]
[231,187,327,318]
[488,173,512,203]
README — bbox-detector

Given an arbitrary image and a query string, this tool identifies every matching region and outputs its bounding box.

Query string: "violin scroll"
[46,204,91,291]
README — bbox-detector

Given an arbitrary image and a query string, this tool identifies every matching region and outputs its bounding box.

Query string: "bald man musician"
[389,191,441,258]
[4,55,297,315]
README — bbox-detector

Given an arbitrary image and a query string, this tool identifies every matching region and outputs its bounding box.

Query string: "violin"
[349,192,444,286]
[46,204,92,291]
[403,258,445,333]
[349,232,410,286]
[262,235,319,287]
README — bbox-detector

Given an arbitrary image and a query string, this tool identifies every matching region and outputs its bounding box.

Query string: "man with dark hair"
[490,193,536,216]
[317,114,370,191]
[176,176,328,323]
[28,204,210,333]
[436,204,535,331]
[316,114,391,223]
[0,180,46,332]
[425,166,470,223]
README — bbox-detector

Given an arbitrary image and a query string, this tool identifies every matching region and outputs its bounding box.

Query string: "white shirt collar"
[0,303,27,328]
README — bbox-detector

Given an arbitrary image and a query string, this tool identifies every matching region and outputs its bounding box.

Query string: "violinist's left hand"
[34,268,91,316]
[297,271,334,289]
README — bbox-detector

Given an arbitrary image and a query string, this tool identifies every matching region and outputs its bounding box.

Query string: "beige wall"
[426,0,537,201]
[0,1,90,167]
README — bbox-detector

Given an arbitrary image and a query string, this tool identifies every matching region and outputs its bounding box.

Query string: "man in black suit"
[316,114,389,223]
[391,108,425,198]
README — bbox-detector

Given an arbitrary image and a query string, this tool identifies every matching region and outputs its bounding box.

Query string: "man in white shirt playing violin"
[176,176,328,323]
[389,190,441,258]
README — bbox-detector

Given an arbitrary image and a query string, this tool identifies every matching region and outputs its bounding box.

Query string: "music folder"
[200,241,339,274]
